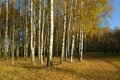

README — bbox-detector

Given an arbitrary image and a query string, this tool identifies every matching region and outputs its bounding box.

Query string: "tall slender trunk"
[38,0,42,64]
[11,0,15,64]
[25,0,28,59]
[67,0,73,60]
[80,1,84,61]
[70,35,75,62]
[79,26,81,61]
[22,1,25,58]
[61,0,67,63]
[79,27,83,61]
[30,0,35,65]
[5,0,8,58]
[40,0,45,65]
[47,0,54,67]
[33,2,36,59]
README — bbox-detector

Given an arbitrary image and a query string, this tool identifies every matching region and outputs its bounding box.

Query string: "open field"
[0,52,120,80]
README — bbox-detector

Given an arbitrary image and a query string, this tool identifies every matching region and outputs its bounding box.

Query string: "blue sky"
[108,0,120,29]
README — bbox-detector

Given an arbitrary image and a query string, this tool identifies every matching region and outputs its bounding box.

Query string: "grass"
[0,52,120,80]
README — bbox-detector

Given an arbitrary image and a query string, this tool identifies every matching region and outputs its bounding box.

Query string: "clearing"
[0,52,120,80]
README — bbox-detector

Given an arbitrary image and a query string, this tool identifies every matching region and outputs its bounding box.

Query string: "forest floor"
[0,52,120,80]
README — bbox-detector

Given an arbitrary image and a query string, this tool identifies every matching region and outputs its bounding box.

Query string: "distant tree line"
[86,27,120,53]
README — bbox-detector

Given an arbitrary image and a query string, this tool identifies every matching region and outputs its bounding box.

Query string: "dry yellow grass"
[0,52,120,80]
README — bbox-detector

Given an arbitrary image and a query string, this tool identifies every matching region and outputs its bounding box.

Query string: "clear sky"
[108,0,120,29]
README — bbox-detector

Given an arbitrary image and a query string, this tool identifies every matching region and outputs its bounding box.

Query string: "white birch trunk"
[80,1,84,61]
[25,1,28,59]
[47,0,54,66]
[5,0,8,58]
[61,1,67,63]
[38,0,42,64]
[67,0,73,59]
[40,0,45,65]
[30,0,35,65]
[11,0,15,64]
[70,35,75,62]
[33,3,36,58]
[80,28,83,61]
[79,26,82,61]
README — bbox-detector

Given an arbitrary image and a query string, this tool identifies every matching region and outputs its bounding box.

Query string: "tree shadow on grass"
[22,65,47,69]
[21,62,61,69]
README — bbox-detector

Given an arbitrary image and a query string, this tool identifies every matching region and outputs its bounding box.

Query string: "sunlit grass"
[0,52,120,80]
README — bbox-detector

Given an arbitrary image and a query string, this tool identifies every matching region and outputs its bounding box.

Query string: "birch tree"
[80,1,84,61]
[38,0,42,64]
[79,26,83,61]
[47,0,54,67]
[33,1,36,61]
[70,35,75,62]
[5,0,8,58]
[69,0,77,62]
[11,0,16,65]
[30,0,35,65]
[40,0,45,65]
[67,0,73,60]
[24,0,28,59]
[61,0,67,63]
